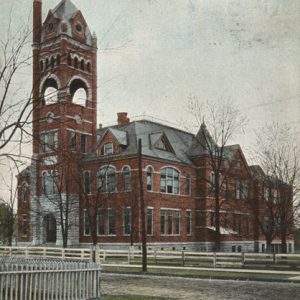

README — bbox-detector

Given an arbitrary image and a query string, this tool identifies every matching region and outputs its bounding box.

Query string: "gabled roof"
[188,122,218,156]
[87,119,194,164]
[52,0,78,21]
[43,0,93,45]
[107,128,127,146]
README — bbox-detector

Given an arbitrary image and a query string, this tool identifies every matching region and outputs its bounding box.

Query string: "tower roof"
[51,0,78,21]
[42,0,93,46]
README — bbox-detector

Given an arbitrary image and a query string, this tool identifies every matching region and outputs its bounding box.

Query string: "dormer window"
[103,143,113,155]
[47,23,55,33]
[76,23,82,32]
[151,132,174,153]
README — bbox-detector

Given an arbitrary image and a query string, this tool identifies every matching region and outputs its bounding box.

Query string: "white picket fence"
[0,258,101,300]
[1,246,300,269]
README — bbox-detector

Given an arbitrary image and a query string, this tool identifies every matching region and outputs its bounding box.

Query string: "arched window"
[50,56,55,68]
[56,54,60,66]
[86,62,91,73]
[42,78,59,105]
[74,57,78,69]
[21,182,27,202]
[97,166,116,193]
[69,78,88,106]
[45,58,49,69]
[146,166,153,191]
[80,59,85,71]
[160,167,179,194]
[123,166,131,191]
[67,54,72,66]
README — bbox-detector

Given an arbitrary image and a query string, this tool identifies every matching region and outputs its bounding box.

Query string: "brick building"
[17,0,294,252]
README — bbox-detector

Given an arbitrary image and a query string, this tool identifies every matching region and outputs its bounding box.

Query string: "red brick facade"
[17,0,294,252]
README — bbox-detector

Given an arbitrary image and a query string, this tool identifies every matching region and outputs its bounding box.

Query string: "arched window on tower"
[56,54,60,66]
[69,79,88,107]
[42,78,59,105]
[50,56,55,68]
[86,62,91,73]
[80,59,85,71]
[45,58,49,70]
[74,57,78,69]
[67,54,72,66]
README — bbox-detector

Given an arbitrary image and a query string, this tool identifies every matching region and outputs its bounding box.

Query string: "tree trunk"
[266,237,272,253]
[214,180,221,252]
[281,228,287,253]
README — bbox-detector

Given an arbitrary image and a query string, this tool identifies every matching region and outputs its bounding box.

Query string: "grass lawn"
[101,265,294,282]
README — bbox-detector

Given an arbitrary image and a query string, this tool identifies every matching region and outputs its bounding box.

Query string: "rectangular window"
[83,210,90,236]
[123,207,131,235]
[160,169,166,193]
[185,175,191,196]
[22,215,27,236]
[103,143,113,155]
[175,210,181,235]
[186,210,191,235]
[236,181,240,199]
[70,132,76,151]
[41,131,58,153]
[242,181,248,199]
[160,210,166,235]
[223,213,228,228]
[83,171,91,194]
[97,209,105,235]
[80,134,86,153]
[264,187,269,202]
[232,214,236,231]
[210,212,215,227]
[167,210,173,235]
[246,216,250,236]
[108,208,115,235]
[147,208,153,235]
[237,214,242,235]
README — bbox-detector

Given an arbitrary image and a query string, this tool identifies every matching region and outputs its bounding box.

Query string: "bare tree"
[0,168,18,246]
[187,97,247,251]
[0,21,32,165]
[253,123,300,253]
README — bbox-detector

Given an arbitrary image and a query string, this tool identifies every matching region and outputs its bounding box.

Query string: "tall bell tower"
[31,0,97,245]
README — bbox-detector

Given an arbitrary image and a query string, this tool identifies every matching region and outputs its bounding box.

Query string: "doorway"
[44,214,56,243]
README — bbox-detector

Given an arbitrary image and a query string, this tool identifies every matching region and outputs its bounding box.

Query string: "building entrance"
[44,214,56,243]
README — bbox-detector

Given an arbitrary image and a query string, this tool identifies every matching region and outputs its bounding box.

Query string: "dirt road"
[101,273,300,299]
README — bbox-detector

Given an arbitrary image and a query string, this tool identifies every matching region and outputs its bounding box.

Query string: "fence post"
[273,252,277,264]
[103,250,106,262]
[182,250,185,266]
[154,249,157,265]
[213,252,216,268]
[128,248,131,264]
[241,252,245,267]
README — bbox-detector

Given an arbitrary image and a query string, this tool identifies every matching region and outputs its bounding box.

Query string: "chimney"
[33,0,42,45]
[117,112,130,125]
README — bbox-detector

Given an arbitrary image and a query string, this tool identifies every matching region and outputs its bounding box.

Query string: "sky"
[0,0,299,198]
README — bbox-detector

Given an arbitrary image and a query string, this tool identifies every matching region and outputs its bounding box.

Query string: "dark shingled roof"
[85,119,195,164]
